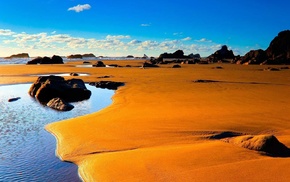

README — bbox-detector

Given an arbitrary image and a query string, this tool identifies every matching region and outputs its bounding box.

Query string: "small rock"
[47,97,74,111]
[8,97,21,102]
[172,65,181,68]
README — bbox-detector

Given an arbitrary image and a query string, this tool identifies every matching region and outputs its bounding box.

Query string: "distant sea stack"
[67,53,96,59]
[239,30,290,65]
[5,53,29,59]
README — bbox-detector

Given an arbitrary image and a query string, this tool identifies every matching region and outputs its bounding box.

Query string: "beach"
[1,61,290,181]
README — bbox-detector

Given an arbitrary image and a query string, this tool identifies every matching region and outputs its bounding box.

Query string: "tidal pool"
[29,73,90,77]
[0,83,114,181]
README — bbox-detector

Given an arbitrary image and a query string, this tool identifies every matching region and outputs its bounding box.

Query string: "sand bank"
[1,62,290,181]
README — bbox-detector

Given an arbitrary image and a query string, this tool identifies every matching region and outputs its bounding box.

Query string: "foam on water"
[0,83,114,181]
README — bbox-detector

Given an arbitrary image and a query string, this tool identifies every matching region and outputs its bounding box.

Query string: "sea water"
[0,83,114,181]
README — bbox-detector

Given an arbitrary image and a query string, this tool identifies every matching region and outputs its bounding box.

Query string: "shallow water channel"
[0,83,114,181]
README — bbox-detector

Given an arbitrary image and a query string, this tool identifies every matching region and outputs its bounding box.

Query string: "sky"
[0,0,289,57]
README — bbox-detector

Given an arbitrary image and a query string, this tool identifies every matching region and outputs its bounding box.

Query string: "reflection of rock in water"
[89,81,125,90]
[8,97,21,102]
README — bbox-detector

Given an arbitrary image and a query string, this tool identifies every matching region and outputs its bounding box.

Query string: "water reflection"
[0,83,114,181]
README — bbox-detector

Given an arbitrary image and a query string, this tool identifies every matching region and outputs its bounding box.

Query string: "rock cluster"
[238,30,290,65]
[27,55,64,64]
[150,50,200,65]
[29,76,91,111]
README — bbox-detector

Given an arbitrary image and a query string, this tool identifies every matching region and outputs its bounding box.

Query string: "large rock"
[208,45,235,62]
[240,30,290,65]
[240,49,267,64]
[29,76,91,110]
[265,30,290,64]
[26,55,64,64]
[93,61,106,67]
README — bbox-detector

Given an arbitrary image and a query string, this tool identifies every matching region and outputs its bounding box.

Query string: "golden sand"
[1,61,290,181]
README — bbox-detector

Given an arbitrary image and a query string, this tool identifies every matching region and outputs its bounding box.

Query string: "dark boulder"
[51,55,64,64]
[70,73,79,76]
[29,76,91,110]
[172,64,181,68]
[40,56,52,64]
[27,57,43,64]
[208,45,235,62]
[265,30,290,64]
[142,62,159,68]
[89,81,124,90]
[93,61,106,67]
[47,97,74,111]
[26,55,63,64]
[28,75,65,97]
[240,49,268,65]
[240,30,290,65]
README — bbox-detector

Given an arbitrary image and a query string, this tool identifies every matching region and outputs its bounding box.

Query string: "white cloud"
[128,39,142,45]
[182,37,192,41]
[141,24,151,27]
[106,35,131,40]
[68,4,91,13]
[0,29,15,36]
[195,38,212,43]
[0,28,245,57]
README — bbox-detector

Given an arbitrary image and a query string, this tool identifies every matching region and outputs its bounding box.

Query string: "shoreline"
[1,61,290,181]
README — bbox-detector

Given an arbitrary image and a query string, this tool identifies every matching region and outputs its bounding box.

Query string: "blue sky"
[0,0,289,57]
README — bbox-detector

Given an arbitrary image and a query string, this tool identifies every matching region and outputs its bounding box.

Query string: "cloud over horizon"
[0,28,247,57]
[68,4,91,13]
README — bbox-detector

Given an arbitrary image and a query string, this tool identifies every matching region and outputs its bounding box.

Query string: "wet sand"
[1,61,290,181]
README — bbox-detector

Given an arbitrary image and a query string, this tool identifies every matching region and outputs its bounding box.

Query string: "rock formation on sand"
[5,53,29,59]
[26,55,64,64]
[238,30,290,64]
[29,76,91,111]
[238,49,267,65]
[208,45,235,62]
[225,135,290,157]
[93,61,106,67]
[265,30,290,64]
